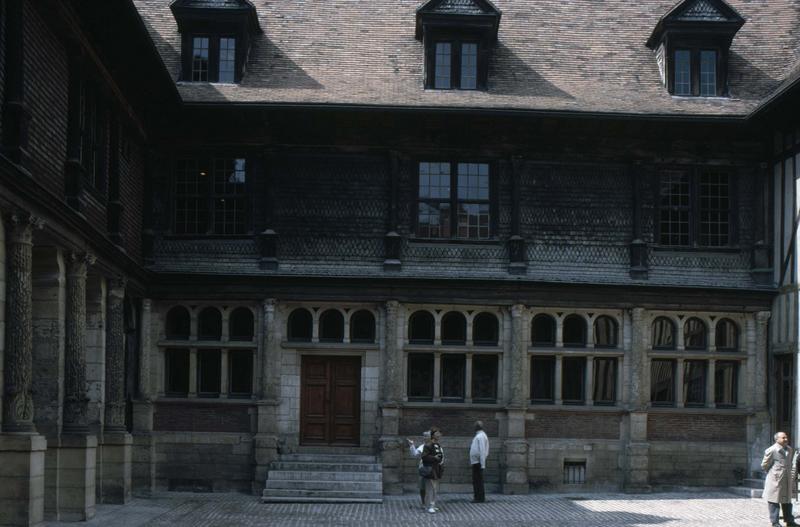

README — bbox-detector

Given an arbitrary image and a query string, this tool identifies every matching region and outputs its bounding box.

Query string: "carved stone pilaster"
[261,298,279,400]
[754,311,771,409]
[138,299,153,401]
[63,252,95,434]
[3,213,44,433]
[104,277,127,432]
[629,308,648,411]
[382,301,401,404]
[259,230,278,270]
[508,304,526,407]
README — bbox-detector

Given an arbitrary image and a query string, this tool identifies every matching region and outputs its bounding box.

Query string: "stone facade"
[2,1,800,525]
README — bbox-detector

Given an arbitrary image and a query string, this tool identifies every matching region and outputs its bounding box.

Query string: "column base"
[98,432,132,504]
[57,434,97,522]
[0,434,47,527]
[623,441,650,491]
[379,436,403,495]
[253,434,278,494]
[502,438,529,495]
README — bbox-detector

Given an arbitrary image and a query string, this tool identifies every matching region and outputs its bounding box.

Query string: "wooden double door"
[300,356,361,445]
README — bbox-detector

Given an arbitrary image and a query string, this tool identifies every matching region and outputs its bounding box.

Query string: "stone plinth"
[624,441,651,492]
[57,434,97,521]
[379,435,403,495]
[0,434,46,527]
[502,439,529,494]
[98,432,131,504]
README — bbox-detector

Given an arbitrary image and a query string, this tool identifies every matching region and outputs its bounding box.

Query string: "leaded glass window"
[699,50,717,96]
[660,170,690,246]
[219,37,236,83]
[699,171,730,247]
[674,49,691,95]
[472,355,498,402]
[593,358,616,405]
[562,357,586,404]
[651,359,676,406]
[407,353,434,400]
[683,360,706,406]
[531,356,555,403]
[434,42,452,89]
[441,354,466,401]
[715,361,738,407]
[417,161,491,240]
[460,42,478,90]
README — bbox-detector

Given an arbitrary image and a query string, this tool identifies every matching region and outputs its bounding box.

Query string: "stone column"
[99,278,132,504]
[0,212,46,527]
[379,301,402,495]
[3,213,43,433]
[503,304,529,494]
[747,311,771,478]
[624,307,650,491]
[255,299,279,495]
[58,252,97,521]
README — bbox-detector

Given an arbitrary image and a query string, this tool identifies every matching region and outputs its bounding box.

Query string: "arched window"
[441,312,466,345]
[651,317,675,349]
[408,311,435,344]
[531,314,556,347]
[684,317,707,350]
[715,318,739,351]
[473,312,498,346]
[198,307,222,340]
[165,306,190,340]
[319,309,344,342]
[287,308,312,342]
[562,314,587,347]
[350,310,376,343]
[594,316,618,348]
[229,307,254,341]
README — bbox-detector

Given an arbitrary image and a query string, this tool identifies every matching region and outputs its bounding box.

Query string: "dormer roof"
[646,0,745,49]
[170,0,261,35]
[415,0,501,41]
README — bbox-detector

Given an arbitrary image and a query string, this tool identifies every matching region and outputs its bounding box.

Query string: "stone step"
[742,478,764,489]
[265,479,382,492]
[728,486,762,498]
[278,453,377,464]
[268,470,381,482]
[261,495,383,504]
[269,461,382,472]
[261,488,383,502]
[295,446,374,455]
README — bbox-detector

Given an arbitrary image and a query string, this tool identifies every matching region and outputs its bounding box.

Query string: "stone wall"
[154,432,254,492]
[649,441,747,487]
[527,439,623,491]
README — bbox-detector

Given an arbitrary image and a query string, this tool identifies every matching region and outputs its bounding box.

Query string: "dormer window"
[415,0,501,91]
[646,0,744,97]
[171,0,261,84]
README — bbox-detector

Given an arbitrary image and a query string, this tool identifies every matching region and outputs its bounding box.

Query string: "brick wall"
[155,432,254,492]
[153,402,253,433]
[273,153,388,262]
[23,2,68,196]
[399,408,499,437]
[526,411,621,440]
[119,137,144,260]
[647,413,746,442]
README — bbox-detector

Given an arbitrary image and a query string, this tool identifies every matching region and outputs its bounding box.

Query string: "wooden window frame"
[426,35,486,91]
[183,33,240,83]
[667,44,725,97]
[657,167,736,248]
[414,160,497,241]
[171,155,251,237]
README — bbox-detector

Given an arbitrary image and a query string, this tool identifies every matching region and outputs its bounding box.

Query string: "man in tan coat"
[762,431,800,527]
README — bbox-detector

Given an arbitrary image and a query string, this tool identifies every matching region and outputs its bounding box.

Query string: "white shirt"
[470,430,489,468]
[410,442,425,467]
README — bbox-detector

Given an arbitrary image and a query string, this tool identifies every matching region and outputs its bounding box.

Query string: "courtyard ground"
[43,491,772,526]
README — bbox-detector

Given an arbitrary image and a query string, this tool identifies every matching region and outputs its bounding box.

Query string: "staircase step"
[728,486,762,498]
[261,488,383,501]
[295,446,374,455]
[741,478,764,490]
[278,454,377,464]
[270,461,381,472]
[261,495,383,504]
[265,479,382,492]
[268,470,381,482]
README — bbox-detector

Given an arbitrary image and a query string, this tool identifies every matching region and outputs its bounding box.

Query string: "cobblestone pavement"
[46,492,770,526]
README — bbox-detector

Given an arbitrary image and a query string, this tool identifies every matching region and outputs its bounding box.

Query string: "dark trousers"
[471,463,485,502]
[769,501,795,525]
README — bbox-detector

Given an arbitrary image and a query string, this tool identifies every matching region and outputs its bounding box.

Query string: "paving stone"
[44,491,769,526]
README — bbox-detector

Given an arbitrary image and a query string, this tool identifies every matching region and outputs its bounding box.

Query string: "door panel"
[300,356,361,445]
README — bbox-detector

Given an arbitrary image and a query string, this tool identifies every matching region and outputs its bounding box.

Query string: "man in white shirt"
[469,420,489,503]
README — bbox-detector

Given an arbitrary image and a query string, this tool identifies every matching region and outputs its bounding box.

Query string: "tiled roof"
[133,0,800,117]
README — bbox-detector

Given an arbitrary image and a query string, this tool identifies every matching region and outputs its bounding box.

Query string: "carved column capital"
[6,211,44,244]
[511,303,525,318]
[66,251,96,276]
[756,311,771,324]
